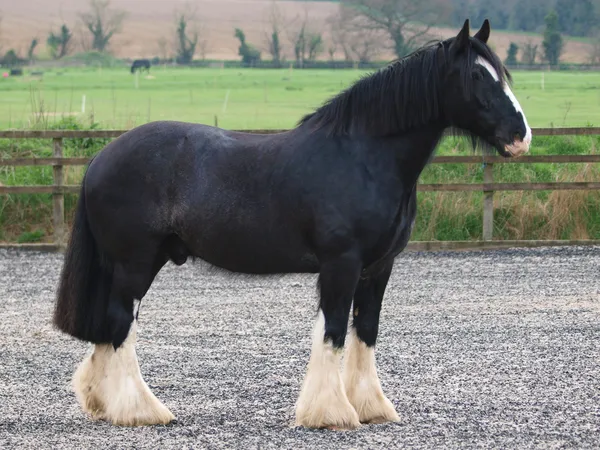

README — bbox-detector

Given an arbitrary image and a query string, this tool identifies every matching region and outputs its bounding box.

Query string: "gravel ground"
[0,246,599,449]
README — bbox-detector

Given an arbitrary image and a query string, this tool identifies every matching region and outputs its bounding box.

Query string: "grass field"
[1,67,600,244]
[1,66,599,130]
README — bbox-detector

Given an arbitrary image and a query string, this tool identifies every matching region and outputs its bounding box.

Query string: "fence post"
[483,162,494,241]
[52,137,65,250]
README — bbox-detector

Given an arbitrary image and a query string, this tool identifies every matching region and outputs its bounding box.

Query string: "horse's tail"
[53,168,114,344]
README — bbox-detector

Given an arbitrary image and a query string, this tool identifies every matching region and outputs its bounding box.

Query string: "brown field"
[0,0,594,63]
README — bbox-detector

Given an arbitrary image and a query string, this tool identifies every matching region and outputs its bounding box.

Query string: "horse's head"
[442,19,532,157]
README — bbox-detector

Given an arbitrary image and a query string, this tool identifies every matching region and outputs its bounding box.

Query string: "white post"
[541,72,545,91]
[222,89,230,114]
[81,95,86,114]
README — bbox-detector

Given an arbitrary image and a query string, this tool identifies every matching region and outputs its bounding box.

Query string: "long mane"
[298,36,511,140]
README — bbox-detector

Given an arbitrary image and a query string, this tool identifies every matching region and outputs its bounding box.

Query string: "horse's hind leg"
[295,251,361,430]
[73,256,175,426]
[342,261,400,424]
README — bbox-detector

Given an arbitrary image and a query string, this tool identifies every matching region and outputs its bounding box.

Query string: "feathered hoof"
[295,394,361,430]
[73,348,175,426]
[72,322,175,427]
[350,392,400,425]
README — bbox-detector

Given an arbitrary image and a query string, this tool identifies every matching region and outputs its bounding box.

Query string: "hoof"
[295,391,361,430]
[343,329,401,425]
[295,411,361,431]
[352,394,400,424]
[73,349,176,426]
[72,321,175,427]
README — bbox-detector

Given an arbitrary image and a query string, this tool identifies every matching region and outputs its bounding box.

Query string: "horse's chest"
[378,214,415,256]
[363,191,417,270]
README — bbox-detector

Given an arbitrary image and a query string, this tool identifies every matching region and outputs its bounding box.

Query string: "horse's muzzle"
[504,136,531,157]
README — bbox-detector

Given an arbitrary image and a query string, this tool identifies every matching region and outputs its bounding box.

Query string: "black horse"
[130,58,151,74]
[54,19,531,430]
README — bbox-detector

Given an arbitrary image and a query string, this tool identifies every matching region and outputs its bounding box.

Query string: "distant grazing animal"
[54,19,531,430]
[130,59,150,74]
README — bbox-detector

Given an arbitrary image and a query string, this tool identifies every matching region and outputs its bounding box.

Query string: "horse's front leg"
[343,261,400,424]
[295,251,362,430]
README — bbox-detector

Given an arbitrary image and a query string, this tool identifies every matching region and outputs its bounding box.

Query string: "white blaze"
[475,55,532,148]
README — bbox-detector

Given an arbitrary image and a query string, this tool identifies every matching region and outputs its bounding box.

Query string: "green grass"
[1,67,600,243]
[1,66,599,129]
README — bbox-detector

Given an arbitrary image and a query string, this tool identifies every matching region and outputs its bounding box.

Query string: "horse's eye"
[473,71,483,81]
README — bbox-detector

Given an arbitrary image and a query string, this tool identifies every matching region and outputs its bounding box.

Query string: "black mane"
[298,37,511,138]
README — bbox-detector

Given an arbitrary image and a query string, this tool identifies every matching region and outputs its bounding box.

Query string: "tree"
[292,24,307,66]
[79,0,127,52]
[287,9,309,66]
[2,49,22,67]
[197,38,209,61]
[340,0,449,59]
[327,43,336,61]
[264,1,284,66]
[27,38,38,63]
[542,10,563,66]
[328,9,378,63]
[174,4,200,64]
[448,0,471,28]
[287,7,327,66]
[328,12,353,62]
[327,8,385,63]
[505,42,518,65]
[468,0,512,30]
[510,0,551,32]
[328,7,385,63]
[555,0,596,37]
[307,34,324,62]
[175,17,197,64]
[589,33,600,64]
[521,39,538,64]
[157,36,169,61]
[47,25,73,59]
[234,28,261,66]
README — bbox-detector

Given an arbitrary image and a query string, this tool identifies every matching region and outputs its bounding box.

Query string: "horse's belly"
[182,227,319,275]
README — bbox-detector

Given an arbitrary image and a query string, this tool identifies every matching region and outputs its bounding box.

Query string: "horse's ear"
[452,19,471,52]
[474,19,491,43]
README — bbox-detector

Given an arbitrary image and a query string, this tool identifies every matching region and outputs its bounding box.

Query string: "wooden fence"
[1,127,600,252]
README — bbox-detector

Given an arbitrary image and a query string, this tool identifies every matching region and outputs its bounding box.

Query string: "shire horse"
[131,59,151,74]
[53,19,531,430]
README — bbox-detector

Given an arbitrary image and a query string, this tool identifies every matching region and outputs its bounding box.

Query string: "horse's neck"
[385,123,447,188]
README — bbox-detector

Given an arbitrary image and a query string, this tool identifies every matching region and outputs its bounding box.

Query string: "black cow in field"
[131,59,151,74]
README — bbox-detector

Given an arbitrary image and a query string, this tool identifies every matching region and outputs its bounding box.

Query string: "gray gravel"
[0,246,599,449]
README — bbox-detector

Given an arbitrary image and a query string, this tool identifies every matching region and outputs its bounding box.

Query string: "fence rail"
[2,126,600,252]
